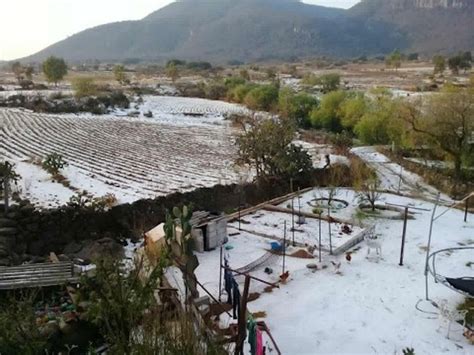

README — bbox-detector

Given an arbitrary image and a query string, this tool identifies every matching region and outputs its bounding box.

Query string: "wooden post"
[465,198,469,223]
[235,275,251,355]
[399,207,409,266]
[218,246,223,301]
[318,212,322,263]
[282,221,287,275]
[398,165,403,194]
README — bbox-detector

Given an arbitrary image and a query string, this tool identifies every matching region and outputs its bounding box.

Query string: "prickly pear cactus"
[164,205,199,300]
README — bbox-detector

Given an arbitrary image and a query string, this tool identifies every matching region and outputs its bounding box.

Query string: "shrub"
[72,77,98,98]
[243,84,279,111]
[42,153,68,176]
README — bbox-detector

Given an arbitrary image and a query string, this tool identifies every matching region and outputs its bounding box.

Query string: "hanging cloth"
[224,269,233,304]
[247,316,257,355]
[256,328,264,355]
[232,279,241,320]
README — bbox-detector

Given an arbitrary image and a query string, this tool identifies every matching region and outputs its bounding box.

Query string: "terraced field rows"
[0,108,240,203]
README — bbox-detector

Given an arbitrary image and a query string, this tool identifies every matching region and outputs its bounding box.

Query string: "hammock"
[234,251,279,274]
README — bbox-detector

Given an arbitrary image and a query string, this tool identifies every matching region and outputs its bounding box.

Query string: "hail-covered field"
[0,96,247,208]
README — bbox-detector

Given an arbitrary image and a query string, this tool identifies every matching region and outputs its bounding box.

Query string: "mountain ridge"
[21,0,474,63]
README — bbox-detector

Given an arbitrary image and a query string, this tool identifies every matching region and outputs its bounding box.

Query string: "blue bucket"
[270,242,282,251]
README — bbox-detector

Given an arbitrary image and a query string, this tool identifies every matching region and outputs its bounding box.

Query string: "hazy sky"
[0,0,360,61]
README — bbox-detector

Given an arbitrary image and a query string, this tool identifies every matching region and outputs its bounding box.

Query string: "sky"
[0,0,360,61]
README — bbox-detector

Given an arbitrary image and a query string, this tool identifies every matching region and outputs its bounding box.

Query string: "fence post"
[399,207,408,266]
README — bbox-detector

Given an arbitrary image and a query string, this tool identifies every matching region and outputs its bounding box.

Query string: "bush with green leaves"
[0,292,48,354]
[278,88,319,128]
[243,84,279,111]
[237,116,313,183]
[42,153,68,176]
[42,56,68,86]
[72,77,98,98]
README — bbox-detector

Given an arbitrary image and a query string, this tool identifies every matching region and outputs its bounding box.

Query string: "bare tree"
[357,178,382,212]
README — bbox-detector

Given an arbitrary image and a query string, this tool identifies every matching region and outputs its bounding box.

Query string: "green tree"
[433,55,446,75]
[278,88,319,128]
[386,50,402,71]
[243,84,279,111]
[72,76,98,98]
[340,93,367,130]
[310,90,348,132]
[236,116,312,182]
[318,73,341,93]
[42,56,68,86]
[400,86,474,178]
[448,55,462,75]
[24,66,34,81]
[113,64,129,85]
[166,63,179,83]
[11,61,24,83]
[354,94,407,146]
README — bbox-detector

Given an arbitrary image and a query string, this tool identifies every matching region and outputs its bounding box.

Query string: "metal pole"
[328,207,332,255]
[218,246,223,301]
[425,193,440,301]
[318,212,322,263]
[291,197,295,246]
[282,221,286,275]
[399,207,408,266]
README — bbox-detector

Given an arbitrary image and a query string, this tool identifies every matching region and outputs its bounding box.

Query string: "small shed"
[144,211,227,255]
[190,211,227,252]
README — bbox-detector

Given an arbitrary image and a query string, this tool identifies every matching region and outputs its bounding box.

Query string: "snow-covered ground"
[228,209,363,251]
[351,146,452,203]
[196,188,474,354]
[0,96,246,207]
[295,140,350,169]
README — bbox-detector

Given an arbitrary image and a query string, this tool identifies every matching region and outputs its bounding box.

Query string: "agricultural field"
[0,96,247,207]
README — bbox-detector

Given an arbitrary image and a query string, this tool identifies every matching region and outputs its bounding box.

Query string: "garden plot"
[0,104,240,207]
[195,191,474,354]
[228,209,363,252]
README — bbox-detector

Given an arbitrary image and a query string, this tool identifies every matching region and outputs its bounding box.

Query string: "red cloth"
[256,328,263,355]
